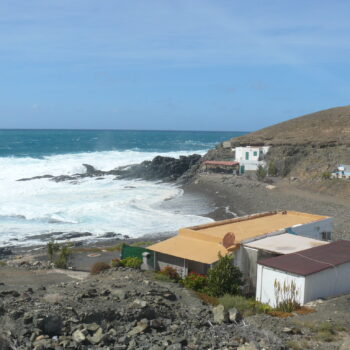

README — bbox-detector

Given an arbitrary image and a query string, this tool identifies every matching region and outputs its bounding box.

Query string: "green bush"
[121,257,142,269]
[268,161,278,176]
[154,273,173,282]
[158,266,180,282]
[206,254,242,297]
[47,240,60,263]
[53,243,72,269]
[219,294,271,316]
[182,272,208,291]
[256,165,267,181]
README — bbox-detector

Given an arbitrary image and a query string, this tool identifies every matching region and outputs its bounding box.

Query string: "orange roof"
[148,235,231,264]
[148,211,330,264]
[203,160,239,166]
[191,211,328,242]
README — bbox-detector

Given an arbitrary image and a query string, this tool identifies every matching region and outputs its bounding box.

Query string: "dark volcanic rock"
[116,154,202,182]
[16,154,202,184]
[17,174,54,181]
[0,247,12,258]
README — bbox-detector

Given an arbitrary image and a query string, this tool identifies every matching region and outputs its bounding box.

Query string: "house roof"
[203,161,239,166]
[189,211,329,242]
[148,211,330,264]
[258,240,350,276]
[148,235,230,264]
[244,233,328,254]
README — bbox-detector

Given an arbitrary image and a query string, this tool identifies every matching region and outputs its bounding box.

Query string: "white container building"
[256,240,350,307]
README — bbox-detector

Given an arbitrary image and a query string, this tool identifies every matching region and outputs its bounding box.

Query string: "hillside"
[229,105,350,146]
[192,106,350,197]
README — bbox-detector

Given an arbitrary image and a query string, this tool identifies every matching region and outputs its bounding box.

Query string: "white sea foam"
[0,150,212,247]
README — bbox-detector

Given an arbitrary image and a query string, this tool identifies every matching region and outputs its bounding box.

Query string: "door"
[240,165,245,174]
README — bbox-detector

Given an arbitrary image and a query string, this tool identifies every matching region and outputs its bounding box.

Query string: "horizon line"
[0,128,250,133]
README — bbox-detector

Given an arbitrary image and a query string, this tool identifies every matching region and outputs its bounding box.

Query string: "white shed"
[236,233,329,292]
[256,240,350,307]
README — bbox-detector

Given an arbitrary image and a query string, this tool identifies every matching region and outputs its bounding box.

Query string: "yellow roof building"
[147,211,330,264]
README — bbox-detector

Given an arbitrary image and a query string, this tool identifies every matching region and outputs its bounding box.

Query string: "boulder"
[72,329,86,343]
[228,307,241,322]
[128,319,149,336]
[87,327,104,345]
[212,305,228,324]
[38,315,63,336]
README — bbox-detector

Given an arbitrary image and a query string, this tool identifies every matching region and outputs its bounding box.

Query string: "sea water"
[0,130,245,247]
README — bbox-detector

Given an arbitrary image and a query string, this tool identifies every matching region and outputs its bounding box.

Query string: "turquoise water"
[0,129,245,157]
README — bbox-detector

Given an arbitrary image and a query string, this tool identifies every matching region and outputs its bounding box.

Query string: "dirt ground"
[0,266,88,292]
[185,173,350,240]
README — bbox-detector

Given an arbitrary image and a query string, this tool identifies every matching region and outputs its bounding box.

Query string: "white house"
[233,146,270,173]
[331,164,350,179]
[256,240,350,307]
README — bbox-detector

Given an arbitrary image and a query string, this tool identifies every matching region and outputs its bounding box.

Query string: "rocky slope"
[0,266,286,350]
[193,106,350,194]
[228,105,350,147]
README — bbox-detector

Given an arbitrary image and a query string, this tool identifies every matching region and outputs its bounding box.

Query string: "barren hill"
[230,105,350,146]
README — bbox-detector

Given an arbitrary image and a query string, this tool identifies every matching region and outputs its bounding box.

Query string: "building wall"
[235,146,270,162]
[304,261,350,303]
[256,265,306,307]
[234,146,270,172]
[156,253,187,277]
[155,253,209,278]
[235,246,278,293]
[287,218,333,241]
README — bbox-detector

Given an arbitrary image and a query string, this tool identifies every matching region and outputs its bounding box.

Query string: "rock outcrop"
[0,267,286,349]
[17,155,202,184]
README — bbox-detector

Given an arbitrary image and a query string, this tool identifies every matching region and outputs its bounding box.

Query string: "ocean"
[0,129,245,247]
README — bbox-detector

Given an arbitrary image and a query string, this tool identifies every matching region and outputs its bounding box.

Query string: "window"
[253,151,258,157]
[245,152,249,160]
[321,232,332,241]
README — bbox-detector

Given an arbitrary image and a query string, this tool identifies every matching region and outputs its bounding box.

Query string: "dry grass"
[285,340,310,350]
[195,292,219,306]
[90,262,111,275]
[294,306,315,315]
[267,310,293,318]
[292,320,346,343]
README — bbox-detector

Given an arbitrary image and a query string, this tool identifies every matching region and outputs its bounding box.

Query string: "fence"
[121,244,155,267]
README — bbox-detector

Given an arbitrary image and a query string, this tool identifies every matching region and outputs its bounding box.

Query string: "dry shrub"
[111,258,122,267]
[294,306,315,315]
[90,261,111,275]
[158,266,180,281]
[267,310,293,318]
[195,292,219,306]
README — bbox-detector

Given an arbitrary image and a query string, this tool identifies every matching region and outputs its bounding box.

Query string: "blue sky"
[0,0,350,131]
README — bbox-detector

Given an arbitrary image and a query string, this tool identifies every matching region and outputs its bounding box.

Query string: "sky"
[0,0,350,131]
